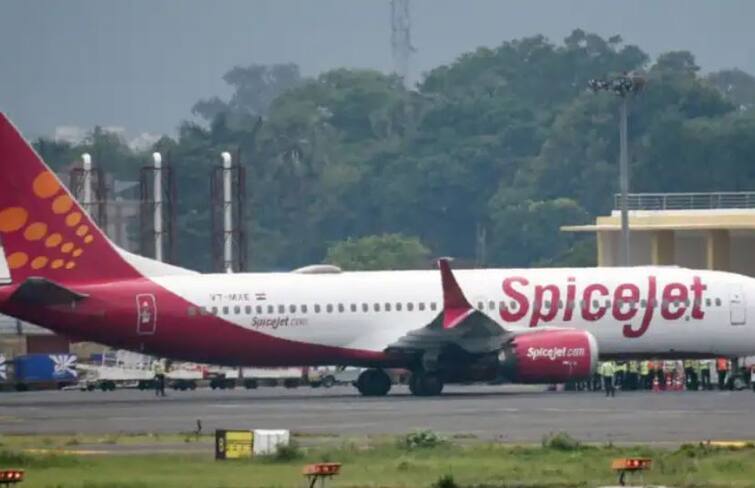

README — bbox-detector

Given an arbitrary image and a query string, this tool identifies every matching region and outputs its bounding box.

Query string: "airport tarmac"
[1,385,754,444]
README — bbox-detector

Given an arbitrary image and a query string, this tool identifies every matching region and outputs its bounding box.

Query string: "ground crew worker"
[640,360,651,390]
[152,359,167,397]
[600,361,617,397]
[684,359,699,391]
[716,358,730,390]
[751,364,755,392]
[615,361,626,390]
[700,359,713,390]
[627,361,639,391]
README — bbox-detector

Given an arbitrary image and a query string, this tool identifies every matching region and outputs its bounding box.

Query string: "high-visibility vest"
[600,362,616,377]
[628,361,639,373]
[684,360,694,369]
[640,361,650,375]
[717,358,730,371]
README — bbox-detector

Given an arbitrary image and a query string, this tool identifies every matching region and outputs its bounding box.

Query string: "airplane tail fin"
[0,113,142,284]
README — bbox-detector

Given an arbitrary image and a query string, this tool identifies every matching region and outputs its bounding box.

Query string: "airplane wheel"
[356,369,391,397]
[409,371,444,396]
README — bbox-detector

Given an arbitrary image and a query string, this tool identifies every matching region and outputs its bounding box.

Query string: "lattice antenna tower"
[390,0,413,87]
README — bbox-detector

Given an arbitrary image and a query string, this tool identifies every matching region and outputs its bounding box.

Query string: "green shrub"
[400,430,446,450]
[271,440,302,462]
[432,474,458,488]
[541,432,581,451]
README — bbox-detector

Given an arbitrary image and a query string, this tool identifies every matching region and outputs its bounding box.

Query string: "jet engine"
[497,329,598,383]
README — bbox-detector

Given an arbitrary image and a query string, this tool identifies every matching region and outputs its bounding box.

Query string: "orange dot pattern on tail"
[0,172,96,274]
[31,256,49,270]
[52,195,73,214]
[7,252,29,270]
[65,212,82,227]
[32,172,60,199]
[0,207,29,233]
[23,222,47,241]
[45,233,62,248]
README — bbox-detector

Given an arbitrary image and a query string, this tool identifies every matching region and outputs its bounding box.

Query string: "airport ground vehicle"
[1,353,77,391]
[2,113,755,397]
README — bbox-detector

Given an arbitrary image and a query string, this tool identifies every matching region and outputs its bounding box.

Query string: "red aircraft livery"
[500,276,707,337]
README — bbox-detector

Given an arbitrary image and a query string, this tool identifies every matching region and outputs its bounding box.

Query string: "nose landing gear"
[356,368,392,396]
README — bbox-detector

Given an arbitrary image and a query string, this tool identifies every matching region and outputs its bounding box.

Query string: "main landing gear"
[409,371,444,396]
[356,368,392,396]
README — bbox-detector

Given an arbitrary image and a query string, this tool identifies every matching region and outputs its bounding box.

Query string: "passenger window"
[326,304,333,313]
[374,303,381,312]
[499,301,506,311]
[640,299,647,308]
[211,307,219,316]
[544,301,551,309]
[488,300,495,310]
[222,306,229,315]
[705,298,711,307]
[200,306,209,316]
[715,298,722,306]
[510,300,518,309]
[396,303,403,311]
[267,305,274,314]
[256,305,262,314]
[233,305,241,314]
[245,305,252,314]
[419,302,426,311]
[430,302,437,311]
[350,304,357,312]
[407,303,414,311]
[477,302,484,310]
[385,303,392,312]
[558,300,564,309]
[315,304,321,313]
[592,300,598,308]
[187,307,196,317]
[289,304,297,313]
[278,305,285,314]
[338,304,345,313]
[302,305,308,313]
[362,303,369,312]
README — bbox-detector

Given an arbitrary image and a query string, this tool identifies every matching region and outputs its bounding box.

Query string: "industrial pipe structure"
[222,151,233,273]
[152,152,163,262]
[69,153,107,229]
[210,150,247,273]
[139,152,176,263]
[81,153,93,217]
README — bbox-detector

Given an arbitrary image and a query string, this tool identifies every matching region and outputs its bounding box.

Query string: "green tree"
[325,234,430,270]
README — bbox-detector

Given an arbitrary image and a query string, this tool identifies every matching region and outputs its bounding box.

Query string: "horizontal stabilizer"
[10,277,88,305]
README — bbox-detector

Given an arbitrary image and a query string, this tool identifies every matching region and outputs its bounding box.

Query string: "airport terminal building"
[562,192,755,276]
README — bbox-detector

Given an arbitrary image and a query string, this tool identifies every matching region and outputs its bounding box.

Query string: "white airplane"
[0,113,753,396]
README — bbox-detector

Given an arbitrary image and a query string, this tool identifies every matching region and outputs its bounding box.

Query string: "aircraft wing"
[385,259,511,368]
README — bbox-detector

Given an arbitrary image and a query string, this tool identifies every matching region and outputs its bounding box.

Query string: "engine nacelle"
[497,329,598,383]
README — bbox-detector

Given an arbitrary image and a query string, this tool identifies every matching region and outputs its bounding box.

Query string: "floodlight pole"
[618,96,630,267]
[588,73,645,267]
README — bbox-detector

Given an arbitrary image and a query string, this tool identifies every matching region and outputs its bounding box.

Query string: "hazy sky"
[2,0,755,140]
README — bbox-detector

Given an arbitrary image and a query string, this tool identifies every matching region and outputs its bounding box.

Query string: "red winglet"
[438,258,474,329]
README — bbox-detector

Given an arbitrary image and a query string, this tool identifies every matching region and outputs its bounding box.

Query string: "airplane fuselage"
[2,265,753,366]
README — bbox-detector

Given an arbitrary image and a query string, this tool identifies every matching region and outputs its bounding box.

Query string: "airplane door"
[136,294,157,335]
[729,285,746,326]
